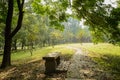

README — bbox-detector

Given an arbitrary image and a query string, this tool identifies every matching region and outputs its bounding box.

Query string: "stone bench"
[43,52,61,74]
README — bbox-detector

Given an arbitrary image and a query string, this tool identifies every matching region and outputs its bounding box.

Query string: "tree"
[0,1,7,50]
[62,17,91,43]
[1,0,24,68]
[50,30,63,47]
[72,0,120,44]
[32,0,69,30]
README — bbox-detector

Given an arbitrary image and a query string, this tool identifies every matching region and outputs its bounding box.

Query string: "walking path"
[67,47,84,79]
[65,46,112,80]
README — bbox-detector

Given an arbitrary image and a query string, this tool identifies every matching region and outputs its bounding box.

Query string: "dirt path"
[66,46,113,80]
[66,47,85,78]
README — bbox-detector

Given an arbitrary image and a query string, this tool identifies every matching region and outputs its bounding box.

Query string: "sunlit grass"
[11,47,53,64]
[0,45,75,65]
[69,43,120,79]
[69,43,120,55]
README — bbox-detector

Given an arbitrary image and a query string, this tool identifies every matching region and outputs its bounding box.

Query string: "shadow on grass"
[0,60,46,80]
[93,54,120,79]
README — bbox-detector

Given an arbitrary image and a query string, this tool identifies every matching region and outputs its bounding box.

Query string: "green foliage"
[0,1,7,24]
[32,0,47,15]
[1,0,120,69]
[0,1,7,48]
[50,30,63,45]
[105,8,120,44]
[32,0,69,30]
[14,0,120,45]
[72,0,120,45]
[1,0,120,47]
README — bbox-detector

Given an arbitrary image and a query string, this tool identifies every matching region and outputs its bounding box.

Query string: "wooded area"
[0,0,120,69]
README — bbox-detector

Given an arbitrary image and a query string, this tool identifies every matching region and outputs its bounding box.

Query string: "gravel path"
[65,46,113,80]
[67,47,85,79]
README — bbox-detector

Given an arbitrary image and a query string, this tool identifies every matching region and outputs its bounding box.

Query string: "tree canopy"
[1,0,120,68]
[72,0,120,44]
[30,0,120,45]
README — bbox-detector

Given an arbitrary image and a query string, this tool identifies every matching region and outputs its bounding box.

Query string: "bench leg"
[56,56,60,65]
[45,60,57,74]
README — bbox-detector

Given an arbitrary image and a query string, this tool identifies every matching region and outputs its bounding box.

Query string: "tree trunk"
[1,0,13,68]
[1,0,24,69]
[21,38,26,50]
[1,38,12,68]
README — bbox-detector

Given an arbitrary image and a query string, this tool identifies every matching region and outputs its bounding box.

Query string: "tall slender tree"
[1,0,24,68]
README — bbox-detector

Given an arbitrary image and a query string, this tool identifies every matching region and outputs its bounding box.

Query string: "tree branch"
[10,0,24,38]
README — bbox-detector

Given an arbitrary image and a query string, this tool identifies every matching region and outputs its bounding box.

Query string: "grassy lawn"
[1,43,120,79]
[0,45,75,65]
[69,43,120,79]
[0,43,120,79]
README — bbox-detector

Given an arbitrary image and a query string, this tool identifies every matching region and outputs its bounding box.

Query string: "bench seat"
[43,52,61,74]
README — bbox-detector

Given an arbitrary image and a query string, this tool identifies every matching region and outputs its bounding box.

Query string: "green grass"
[69,43,120,79]
[0,45,75,65]
[1,43,120,79]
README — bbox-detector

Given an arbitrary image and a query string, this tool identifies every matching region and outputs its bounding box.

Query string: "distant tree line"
[0,15,92,51]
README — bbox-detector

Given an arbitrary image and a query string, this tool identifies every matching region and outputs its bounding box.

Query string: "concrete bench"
[43,52,61,74]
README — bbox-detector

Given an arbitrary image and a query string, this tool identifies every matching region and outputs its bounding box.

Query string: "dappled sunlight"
[0,60,45,80]
[0,67,17,79]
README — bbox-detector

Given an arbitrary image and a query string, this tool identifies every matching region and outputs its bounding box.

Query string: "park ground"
[0,43,120,80]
